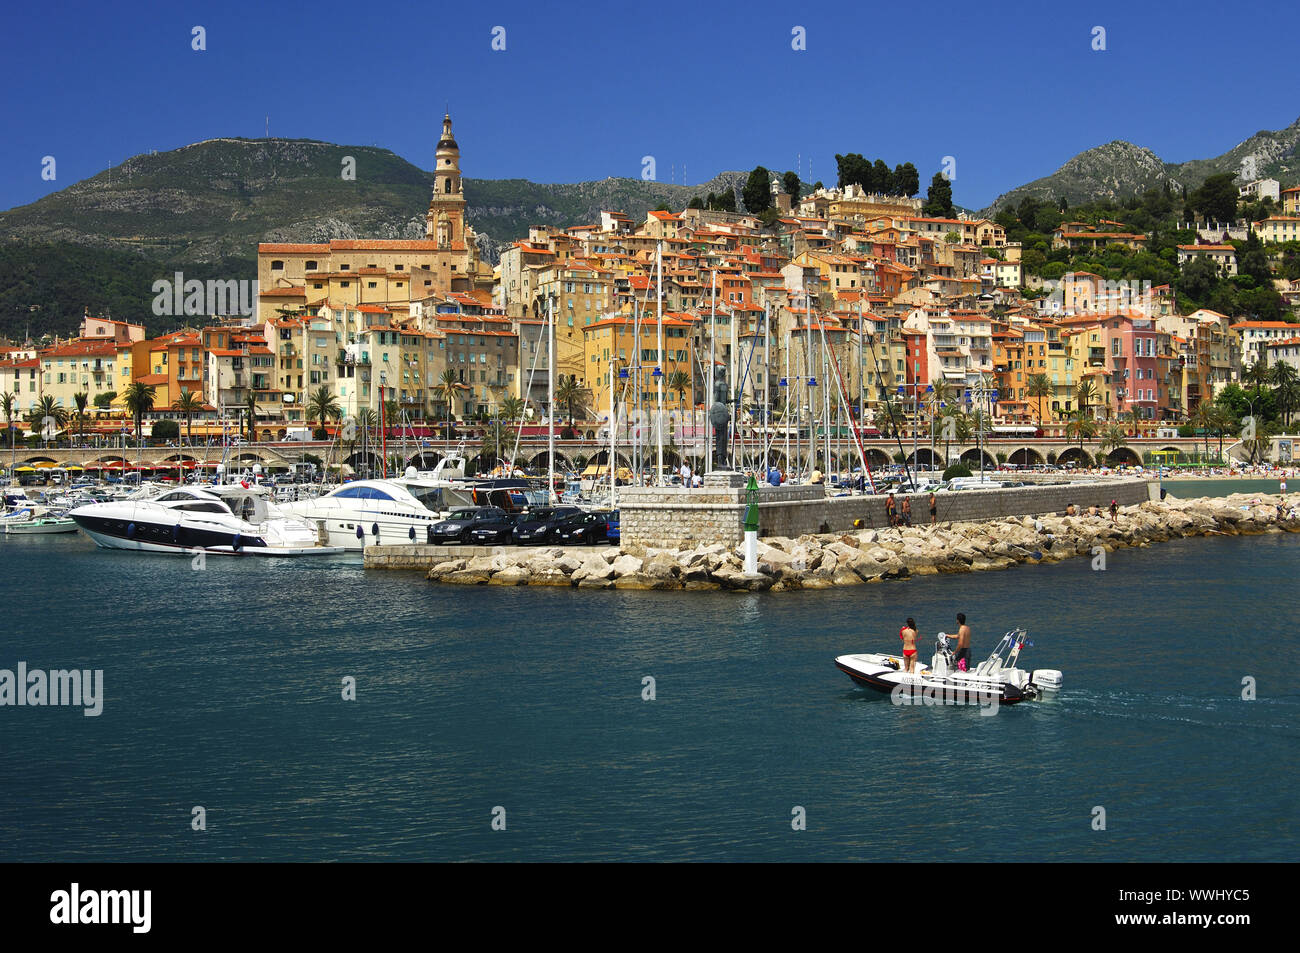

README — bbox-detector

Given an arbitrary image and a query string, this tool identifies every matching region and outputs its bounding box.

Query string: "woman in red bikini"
[899,617,919,673]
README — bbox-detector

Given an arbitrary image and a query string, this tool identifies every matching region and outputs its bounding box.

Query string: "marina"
[0,529,1293,863]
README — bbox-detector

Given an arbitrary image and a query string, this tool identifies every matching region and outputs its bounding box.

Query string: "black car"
[428,506,508,544]
[556,510,615,545]
[467,511,526,546]
[511,506,582,545]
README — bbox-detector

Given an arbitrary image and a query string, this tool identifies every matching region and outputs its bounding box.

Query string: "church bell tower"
[426,114,467,247]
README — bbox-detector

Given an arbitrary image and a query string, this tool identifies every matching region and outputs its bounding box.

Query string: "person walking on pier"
[1109,499,1119,522]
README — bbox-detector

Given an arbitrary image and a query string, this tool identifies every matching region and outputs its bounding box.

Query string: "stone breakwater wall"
[418,494,1299,592]
[619,477,1153,551]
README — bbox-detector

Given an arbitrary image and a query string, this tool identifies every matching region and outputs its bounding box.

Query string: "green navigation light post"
[743,474,759,574]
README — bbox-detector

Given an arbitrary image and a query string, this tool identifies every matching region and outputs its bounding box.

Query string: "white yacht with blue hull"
[69,485,342,557]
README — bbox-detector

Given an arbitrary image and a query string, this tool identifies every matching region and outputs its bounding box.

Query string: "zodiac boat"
[835,628,1062,705]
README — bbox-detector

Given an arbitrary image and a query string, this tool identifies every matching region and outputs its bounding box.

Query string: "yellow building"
[582,313,695,418]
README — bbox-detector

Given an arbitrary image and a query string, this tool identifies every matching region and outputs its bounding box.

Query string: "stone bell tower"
[426,113,467,247]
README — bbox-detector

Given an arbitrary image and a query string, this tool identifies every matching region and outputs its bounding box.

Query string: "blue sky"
[2,0,1297,214]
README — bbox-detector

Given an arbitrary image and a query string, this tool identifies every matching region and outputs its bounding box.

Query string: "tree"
[1075,379,1098,421]
[499,395,525,425]
[687,196,704,210]
[0,392,15,447]
[1271,361,1299,425]
[306,386,341,439]
[1099,422,1128,461]
[892,162,919,197]
[244,391,258,442]
[151,419,180,442]
[171,388,203,445]
[93,390,116,409]
[666,369,690,414]
[870,159,892,194]
[123,381,156,445]
[922,172,955,218]
[1191,400,1215,458]
[1207,404,1237,459]
[437,368,461,440]
[835,153,870,190]
[781,171,801,201]
[1188,173,1238,224]
[742,166,773,214]
[1027,373,1053,430]
[1065,410,1099,451]
[29,395,67,445]
[72,392,88,446]
[1238,228,1272,288]
[554,374,587,428]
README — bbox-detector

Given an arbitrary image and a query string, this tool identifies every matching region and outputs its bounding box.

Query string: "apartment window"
[271,260,284,270]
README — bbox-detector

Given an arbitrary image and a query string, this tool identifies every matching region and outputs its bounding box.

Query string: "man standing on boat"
[954,613,972,672]
[899,618,919,673]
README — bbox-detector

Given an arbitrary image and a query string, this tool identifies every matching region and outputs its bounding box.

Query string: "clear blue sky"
[2,0,1297,214]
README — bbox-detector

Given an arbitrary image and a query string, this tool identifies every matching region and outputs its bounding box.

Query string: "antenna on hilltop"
[266,116,270,139]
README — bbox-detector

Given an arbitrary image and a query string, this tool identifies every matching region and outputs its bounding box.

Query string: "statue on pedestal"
[709,370,731,470]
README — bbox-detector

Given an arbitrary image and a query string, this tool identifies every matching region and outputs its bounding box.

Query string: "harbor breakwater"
[402,493,1299,592]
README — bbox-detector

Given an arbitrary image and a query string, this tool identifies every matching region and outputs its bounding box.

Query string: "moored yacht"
[69,485,342,556]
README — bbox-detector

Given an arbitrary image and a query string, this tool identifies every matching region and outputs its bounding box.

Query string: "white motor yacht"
[69,485,342,556]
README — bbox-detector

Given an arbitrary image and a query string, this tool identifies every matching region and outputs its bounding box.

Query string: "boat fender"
[408,526,416,541]
[372,522,379,537]
[232,533,242,551]
[171,524,181,543]
[356,525,364,540]
[126,522,136,539]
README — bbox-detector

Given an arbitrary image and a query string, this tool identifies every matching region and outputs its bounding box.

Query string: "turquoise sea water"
[0,531,1295,861]
[1160,478,1287,499]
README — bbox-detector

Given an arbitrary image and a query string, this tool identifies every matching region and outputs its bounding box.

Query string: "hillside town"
[3,114,1299,456]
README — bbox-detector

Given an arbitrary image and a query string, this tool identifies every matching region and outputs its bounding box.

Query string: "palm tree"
[1,392,15,448]
[1191,401,1215,459]
[1099,422,1128,464]
[244,391,258,442]
[1065,409,1099,452]
[123,382,156,445]
[30,396,68,446]
[171,389,203,445]
[1245,357,1270,391]
[305,386,341,436]
[436,368,460,440]
[666,369,690,413]
[1271,361,1299,426]
[72,392,88,446]
[499,395,525,425]
[1075,379,1098,421]
[554,374,587,432]
[1027,373,1053,431]
[1207,404,1236,460]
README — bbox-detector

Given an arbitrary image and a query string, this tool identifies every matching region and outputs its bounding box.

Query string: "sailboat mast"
[655,241,664,486]
[547,294,555,503]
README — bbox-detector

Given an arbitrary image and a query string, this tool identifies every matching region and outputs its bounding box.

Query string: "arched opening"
[407,451,443,470]
[862,448,890,469]
[1105,447,1141,466]
[959,448,996,469]
[1008,447,1045,466]
[908,447,943,469]
[1056,447,1094,468]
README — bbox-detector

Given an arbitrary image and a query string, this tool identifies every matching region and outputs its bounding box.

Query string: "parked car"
[511,506,582,545]
[428,506,508,544]
[556,510,615,545]
[467,511,526,546]
[605,509,620,544]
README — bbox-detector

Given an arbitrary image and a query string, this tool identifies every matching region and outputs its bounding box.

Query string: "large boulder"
[489,566,530,586]
[427,558,466,579]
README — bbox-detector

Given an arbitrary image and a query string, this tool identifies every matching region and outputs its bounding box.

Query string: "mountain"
[0,137,746,264]
[0,137,747,339]
[982,116,1300,214]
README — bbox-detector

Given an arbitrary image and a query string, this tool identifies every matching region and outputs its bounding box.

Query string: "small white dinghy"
[836,628,1062,706]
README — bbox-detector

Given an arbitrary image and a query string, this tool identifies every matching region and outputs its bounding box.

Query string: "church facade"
[255,114,491,325]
